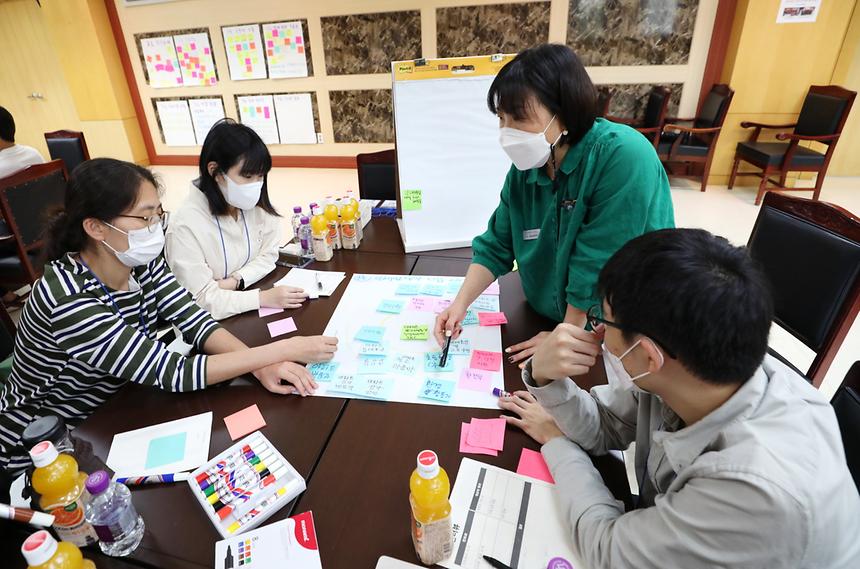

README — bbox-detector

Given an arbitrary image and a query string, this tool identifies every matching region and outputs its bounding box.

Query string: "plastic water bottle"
[290,206,303,243]
[84,470,145,557]
[298,216,313,256]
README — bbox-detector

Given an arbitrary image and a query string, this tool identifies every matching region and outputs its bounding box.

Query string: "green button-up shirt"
[471,118,675,321]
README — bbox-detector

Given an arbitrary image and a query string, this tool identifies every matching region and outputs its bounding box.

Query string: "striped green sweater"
[0,253,220,472]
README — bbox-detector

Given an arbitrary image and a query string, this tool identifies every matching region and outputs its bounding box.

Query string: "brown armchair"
[728,85,856,205]
[657,84,734,192]
[44,130,90,175]
[606,86,672,147]
[596,86,614,117]
[831,361,860,491]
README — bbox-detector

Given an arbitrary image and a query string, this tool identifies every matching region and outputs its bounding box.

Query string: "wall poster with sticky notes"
[222,24,267,81]
[309,274,504,409]
[261,21,308,79]
[140,35,183,88]
[237,94,279,144]
[173,31,217,86]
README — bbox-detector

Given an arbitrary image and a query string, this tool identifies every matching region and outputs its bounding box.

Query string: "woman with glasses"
[0,158,337,475]
[165,119,306,320]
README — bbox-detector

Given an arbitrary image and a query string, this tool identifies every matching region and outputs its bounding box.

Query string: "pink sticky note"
[478,312,507,326]
[223,404,267,441]
[470,350,502,371]
[483,281,500,295]
[459,368,492,392]
[267,40,274,47]
[204,47,210,54]
[264,107,270,119]
[258,306,284,317]
[433,298,452,313]
[467,417,506,451]
[272,28,279,37]
[190,42,197,50]
[408,297,433,312]
[267,317,297,338]
[517,448,555,484]
[459,423,498,456]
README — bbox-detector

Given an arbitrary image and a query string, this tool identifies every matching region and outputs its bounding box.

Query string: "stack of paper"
[274,269,346,299]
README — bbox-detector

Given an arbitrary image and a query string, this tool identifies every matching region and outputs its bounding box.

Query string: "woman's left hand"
[505,331,550,368]
[253,361,319,396]
[498,391,564,445]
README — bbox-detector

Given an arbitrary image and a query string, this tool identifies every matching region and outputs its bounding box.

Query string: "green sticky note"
[402,189,422,211]
[401,324,429,341]
[145,432,186,469]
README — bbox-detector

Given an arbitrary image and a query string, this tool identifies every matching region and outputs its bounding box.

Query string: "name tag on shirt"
[523,228,541,241]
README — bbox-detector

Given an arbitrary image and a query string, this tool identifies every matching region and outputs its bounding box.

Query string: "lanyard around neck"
[77,257,149,338]
[214,211,251,279]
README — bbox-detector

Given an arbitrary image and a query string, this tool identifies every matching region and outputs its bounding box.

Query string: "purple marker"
[547,558,574,569]
[492,387,512,398]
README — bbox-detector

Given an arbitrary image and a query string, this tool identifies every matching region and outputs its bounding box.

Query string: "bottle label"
[312,235,333,261]
[327,222,342,250]
[411,511,453,565]
[49,499,98,547]
[91,505,140,543]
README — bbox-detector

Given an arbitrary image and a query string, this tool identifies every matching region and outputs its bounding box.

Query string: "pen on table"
[439,330,453,367]
[315,271,322,292]
[482,555,514,569]
[115,472,192,485]
[492,387,512,398]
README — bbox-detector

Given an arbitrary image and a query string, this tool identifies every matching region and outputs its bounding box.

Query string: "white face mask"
[221,174,263,210]
[102,222,165,267]
[499,115,567,171]
[602,339,664,394]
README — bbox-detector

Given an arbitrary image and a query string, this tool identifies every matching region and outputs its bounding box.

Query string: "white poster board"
[392,56,515,252]
[155,99,196,146]
[274,93,317,144]
[237,94,279,144]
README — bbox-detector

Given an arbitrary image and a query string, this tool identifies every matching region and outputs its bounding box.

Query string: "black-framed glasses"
[587,304,676,359]
[116,206,170,232]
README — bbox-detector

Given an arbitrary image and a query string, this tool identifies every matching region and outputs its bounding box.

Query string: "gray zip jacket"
[524,355,860,568]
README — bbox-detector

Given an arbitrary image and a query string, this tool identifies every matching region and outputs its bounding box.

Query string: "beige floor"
[152,165,859,398]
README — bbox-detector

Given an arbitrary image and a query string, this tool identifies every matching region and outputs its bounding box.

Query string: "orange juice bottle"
[345,190,363,243]
[409,450,453,565]
[29,442,97,548]
[323,203,342,250]
[340,204,359,250]
[21,530,96,569]
[310,207,333,262]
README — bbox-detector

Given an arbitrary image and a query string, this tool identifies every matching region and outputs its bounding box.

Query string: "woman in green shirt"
[435,44,675,364]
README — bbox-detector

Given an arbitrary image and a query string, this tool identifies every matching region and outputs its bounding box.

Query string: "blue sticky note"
[145,432,186,469]
[395,283,420,295]
[357,355,391,375]
[419,378,456,403]
[377,299,405,314]
[330,374,393,401]
[355,325,386,344]
[307,362,339,382]
[462,310,479,326]
[421,284,445,297]
[424,351,455,373]
[446,280,463,295]
[358,343,387,357]
[470,295,500,312]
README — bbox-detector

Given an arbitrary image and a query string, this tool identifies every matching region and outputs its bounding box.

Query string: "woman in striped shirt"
[0,158,337,474]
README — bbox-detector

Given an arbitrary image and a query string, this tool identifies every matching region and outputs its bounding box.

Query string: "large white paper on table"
[314,274,503,410]
[237,95,279,144]
[274,93,316,144]
[262,21,309,79]
[441,458,577,569]
[106,412,212,477]
[155,100,196,146]
[172,32,217,86]
[140,36,183,88]
[376,558,424,568]
[188,98,225,144]
[222,24,267,80]
[274,268,345,299]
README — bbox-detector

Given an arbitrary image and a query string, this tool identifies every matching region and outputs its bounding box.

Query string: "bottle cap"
[21,530,58,566]
[293,206,302,214]
[29,441,59,468]
[312,207,323,216]
[22,415,66,450]
[416,450,439,479]
[300,216,310,224]
[85,470,111,495]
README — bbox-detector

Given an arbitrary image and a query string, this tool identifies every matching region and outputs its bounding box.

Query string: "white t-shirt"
[0,145,45,178]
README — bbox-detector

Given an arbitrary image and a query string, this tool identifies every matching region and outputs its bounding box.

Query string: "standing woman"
[165,119,305,320]
[0,159,336,475]
[435,44,675,364]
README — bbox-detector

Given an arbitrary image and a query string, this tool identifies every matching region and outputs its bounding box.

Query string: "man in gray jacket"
[501,228,860,568]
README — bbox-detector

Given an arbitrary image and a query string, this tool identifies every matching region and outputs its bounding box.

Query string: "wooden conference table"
[6,218,629,569]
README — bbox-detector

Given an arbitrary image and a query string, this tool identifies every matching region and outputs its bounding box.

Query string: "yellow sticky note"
[402,189,422,211]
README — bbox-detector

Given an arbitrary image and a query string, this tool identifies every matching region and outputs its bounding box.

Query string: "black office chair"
[831,361,860,492]
[44,130,90,175]
[747,192,860,387]
[356,149,397,201]
[607,86,672,148]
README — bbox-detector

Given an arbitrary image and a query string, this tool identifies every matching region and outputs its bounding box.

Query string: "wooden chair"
[0,160,68,287]
[596,86,614,117]
[747,192,860,387]
[657,84,734,192]
[356,149,397,202]
[44,129,90,175]
[607,86,672,148]
[832,361,860,492]
[729,85,856,205]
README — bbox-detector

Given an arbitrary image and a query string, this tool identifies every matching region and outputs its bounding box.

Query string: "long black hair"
[487,44,597,146]
[197,118,278,216]
[44,158,161,260]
